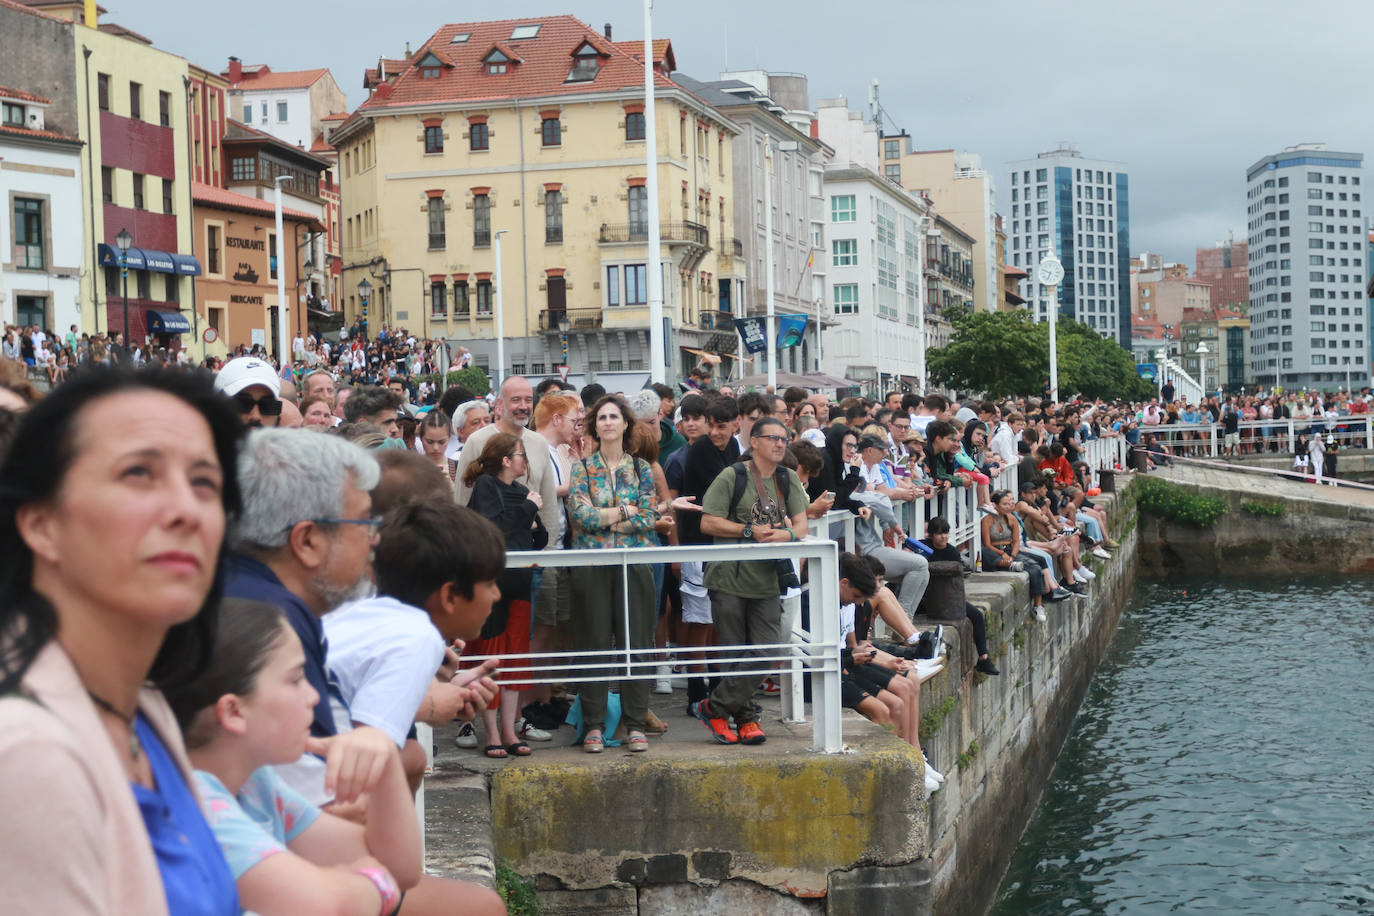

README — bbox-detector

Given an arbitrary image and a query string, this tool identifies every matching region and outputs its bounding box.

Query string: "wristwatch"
[741,524,754,540]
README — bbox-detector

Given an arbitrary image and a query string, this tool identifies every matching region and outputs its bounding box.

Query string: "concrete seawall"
[424,486,1142,915]
[1141,464,1374,576]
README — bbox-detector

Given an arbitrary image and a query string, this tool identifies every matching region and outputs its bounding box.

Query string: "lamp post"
[115,227,132,353]
[357,277,371,340]
[273,174,292,366]
[763,143,777,390]
[642,0,665,383]
[1037,253,1064,402]
[494,229,508,389]
[1195,341,1210,400]
[558,313,570,372]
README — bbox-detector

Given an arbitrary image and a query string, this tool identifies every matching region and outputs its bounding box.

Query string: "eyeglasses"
[842,441,858,450]
[231,392,283,416]
[754,433,790,445]
[891,422,911,431]
[511,451,528,460]
[309,515,383,535]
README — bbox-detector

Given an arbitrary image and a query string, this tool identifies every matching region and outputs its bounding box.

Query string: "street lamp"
[273,174,293,365]
[357,277,371,338]
[493,229,508,388]
[1195,342,1210,399]
[115,227,133,353]
[557,313,571,371]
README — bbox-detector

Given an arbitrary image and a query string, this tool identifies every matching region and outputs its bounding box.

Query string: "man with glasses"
[214,356,283,429]
[223,429,384,804]
[887,413,912,465]
[695,417,809,746]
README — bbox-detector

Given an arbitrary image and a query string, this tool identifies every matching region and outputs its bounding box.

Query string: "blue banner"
[776,314,808,349]
[1136,363,1157,381]
[734,317,768,354]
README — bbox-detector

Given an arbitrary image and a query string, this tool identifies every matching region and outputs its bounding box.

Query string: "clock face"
[1037,256,1064,286]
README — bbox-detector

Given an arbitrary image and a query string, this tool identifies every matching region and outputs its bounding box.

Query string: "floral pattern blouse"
[568,451,658,549]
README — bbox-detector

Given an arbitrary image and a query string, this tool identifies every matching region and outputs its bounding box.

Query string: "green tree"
[927,306,1152,401]
[447,366,491,396]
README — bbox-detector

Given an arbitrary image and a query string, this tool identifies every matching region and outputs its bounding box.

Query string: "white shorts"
[680,561,712,625]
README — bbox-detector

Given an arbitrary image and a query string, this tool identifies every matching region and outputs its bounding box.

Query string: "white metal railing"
[460,538,847,754]
[1141,416,1374,457]
[1083,436,1129,487]
[1154,355,1204,406]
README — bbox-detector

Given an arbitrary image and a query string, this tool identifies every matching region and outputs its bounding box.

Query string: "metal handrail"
[461,537,846,754]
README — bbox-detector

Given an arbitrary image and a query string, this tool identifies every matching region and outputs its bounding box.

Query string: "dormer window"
[483,48,513,75]
[416,53,444,80]
[566,42,602,83]
[2,102,24,127]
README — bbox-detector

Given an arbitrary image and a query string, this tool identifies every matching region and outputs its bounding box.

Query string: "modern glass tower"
[1245,144,1365,390]
[1004,146,1131,346]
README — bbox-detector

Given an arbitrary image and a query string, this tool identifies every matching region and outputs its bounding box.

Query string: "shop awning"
[147,310,192,334]
[171,253,203,276]
[98,244,202,276]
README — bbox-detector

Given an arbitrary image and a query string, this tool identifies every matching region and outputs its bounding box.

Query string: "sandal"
[583,730,604,754]
[506,741,532,757]
[483,744,507,759]
[627,731,648,753]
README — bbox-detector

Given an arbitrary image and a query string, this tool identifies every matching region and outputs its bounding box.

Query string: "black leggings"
[965,603,989,657]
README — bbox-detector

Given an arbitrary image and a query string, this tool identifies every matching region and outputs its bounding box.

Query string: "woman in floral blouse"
[567,394,658,753]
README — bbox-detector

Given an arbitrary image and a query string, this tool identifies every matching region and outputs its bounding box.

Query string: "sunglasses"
[231,392,283,416]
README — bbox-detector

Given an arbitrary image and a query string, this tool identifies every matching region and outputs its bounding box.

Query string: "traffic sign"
[558,365,570,382]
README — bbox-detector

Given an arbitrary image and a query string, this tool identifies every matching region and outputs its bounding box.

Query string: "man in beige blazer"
[453,375,559,535]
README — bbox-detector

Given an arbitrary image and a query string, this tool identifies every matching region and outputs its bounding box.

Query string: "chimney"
[405,41,412,59]
[604,22,612,39]
[228,56,242,83]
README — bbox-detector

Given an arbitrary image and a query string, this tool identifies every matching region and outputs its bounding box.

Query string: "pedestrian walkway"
[1156,459,1374,509]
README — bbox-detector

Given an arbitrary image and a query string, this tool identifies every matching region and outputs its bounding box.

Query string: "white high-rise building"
[1004,146,1130,345]
[1245,144,1366,389]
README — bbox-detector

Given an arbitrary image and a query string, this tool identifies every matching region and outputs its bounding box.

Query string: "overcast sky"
[114,0,1374,268]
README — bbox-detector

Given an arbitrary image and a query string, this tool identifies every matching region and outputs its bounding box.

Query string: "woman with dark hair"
[418,408,453,481]
[567,394,658,753]
[462,432,547,758]
[0,366,244,913]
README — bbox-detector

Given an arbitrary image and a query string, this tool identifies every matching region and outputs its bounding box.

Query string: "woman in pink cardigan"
[0,368,244,914]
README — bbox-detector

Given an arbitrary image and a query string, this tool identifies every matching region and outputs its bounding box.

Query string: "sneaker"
[1092,546,1111,560]
[914,659,945,682]
[1077,566,1096,581]
[1050,586,1074,601]
[1071,567,1087,584]
[924,757,945,784]
[925,772,942,797]
[737,721,767,745]
[691,699,738,745]
[1009,560,1025,572]
[515,717,553,742]
[759,677,782,696]
[1033,605,1047,622]
[454,721,478,749]
[1066,583,1086,596]
[975,657,1000,676]
[654,664,673,695]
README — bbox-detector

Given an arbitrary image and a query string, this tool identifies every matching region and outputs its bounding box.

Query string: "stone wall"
[1136,472,1374,577]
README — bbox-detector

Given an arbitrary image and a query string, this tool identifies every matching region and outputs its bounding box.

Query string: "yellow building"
[883,145,998,314]
[331,15,742,384]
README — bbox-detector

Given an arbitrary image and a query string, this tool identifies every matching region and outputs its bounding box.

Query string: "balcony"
[539,308,603,332]
[697,309,735,331]
[598,220,709,247]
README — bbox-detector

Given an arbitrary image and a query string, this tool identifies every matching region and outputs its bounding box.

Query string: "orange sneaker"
[737,721,766,745]
[691,699,738,744]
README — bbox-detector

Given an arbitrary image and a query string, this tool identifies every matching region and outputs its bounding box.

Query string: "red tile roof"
[192,181,323,227]
[320,112,349,122]
[612,38,675,71]
[0,122,82,144]
[354,15,677,114]
[309,134,332,153]
[363,57,411,90]
[98,21,151,44]
[0,84,51,104]
[228,67,330,91]
[1004,265,1028,277]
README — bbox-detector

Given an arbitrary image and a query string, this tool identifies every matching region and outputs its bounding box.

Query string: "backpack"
[724,461,792,521]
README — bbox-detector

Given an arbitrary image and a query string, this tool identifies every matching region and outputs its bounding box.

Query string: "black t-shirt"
[679,436,740,545]
[1222,407,1239,433]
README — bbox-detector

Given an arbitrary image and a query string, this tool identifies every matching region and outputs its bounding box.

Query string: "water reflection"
[991,579,1374,915]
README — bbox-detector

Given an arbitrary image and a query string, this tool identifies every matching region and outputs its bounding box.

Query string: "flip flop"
[483,744,507,759]
[506,741,532,757]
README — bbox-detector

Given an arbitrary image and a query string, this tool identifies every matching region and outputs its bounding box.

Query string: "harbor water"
[991,577,1374,915]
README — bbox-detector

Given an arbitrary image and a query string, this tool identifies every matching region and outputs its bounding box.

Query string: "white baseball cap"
[214,357,281,397]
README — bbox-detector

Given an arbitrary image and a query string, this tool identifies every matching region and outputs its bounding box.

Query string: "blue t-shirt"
[223,553,337,738]
[132,717,240,915]
[196,767,322,880]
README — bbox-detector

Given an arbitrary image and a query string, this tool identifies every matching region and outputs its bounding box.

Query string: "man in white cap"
[214,356,283,429]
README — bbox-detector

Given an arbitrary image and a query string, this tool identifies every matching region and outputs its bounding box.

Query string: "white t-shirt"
[323,595,446,748]
[839,602,855,648]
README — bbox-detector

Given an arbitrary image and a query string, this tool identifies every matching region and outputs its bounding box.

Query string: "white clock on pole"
[1037,254,1064,288]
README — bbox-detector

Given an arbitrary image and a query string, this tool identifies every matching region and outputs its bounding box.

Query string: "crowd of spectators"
[27,334,1361,911]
